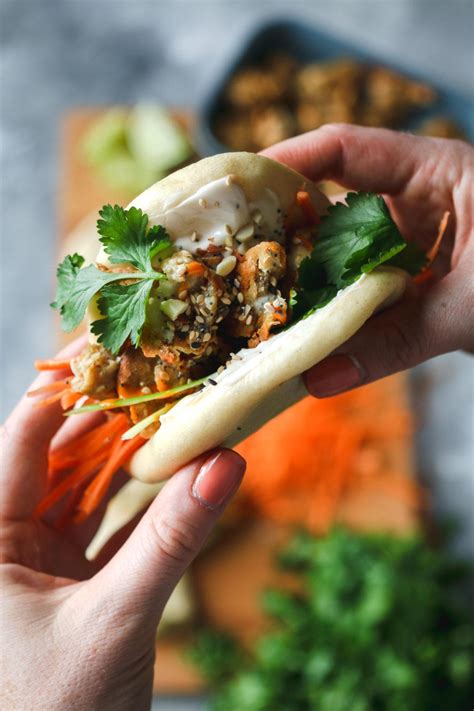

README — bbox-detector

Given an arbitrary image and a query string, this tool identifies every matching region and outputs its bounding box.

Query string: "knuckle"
[149,515,198,566]
[378,318,424,373]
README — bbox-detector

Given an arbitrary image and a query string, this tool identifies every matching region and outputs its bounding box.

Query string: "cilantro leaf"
[314,193,406,288]
[91,280,154,354]
[51,253,84,311]
[52,258,149,333]
[388,240,428,275]
[291,192,427,321]
[97,204,171,271]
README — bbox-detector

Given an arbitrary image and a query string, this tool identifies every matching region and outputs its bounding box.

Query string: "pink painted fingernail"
[305,354,364,397]
[192,450,246,510]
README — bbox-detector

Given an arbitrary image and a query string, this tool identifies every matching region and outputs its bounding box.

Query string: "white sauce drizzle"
[97,176,284,265]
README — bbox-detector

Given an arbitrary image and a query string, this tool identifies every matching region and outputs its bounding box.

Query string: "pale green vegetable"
[160,298,188,321]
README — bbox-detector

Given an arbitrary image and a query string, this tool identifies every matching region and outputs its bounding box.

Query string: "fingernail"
[305,354,364,398]
[192,450,246,510]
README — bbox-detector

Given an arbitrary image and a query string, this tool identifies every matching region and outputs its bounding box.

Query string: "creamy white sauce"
[97,176,284,265]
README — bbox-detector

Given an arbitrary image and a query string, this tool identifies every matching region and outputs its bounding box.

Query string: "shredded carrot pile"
[35,413,144,525]
[232,374,423,534]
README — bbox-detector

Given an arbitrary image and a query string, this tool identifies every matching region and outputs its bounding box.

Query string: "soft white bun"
[88,152,407,484]
[129,267,407,482]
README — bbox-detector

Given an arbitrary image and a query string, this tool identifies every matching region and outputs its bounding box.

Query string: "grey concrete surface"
[1,2,473,710]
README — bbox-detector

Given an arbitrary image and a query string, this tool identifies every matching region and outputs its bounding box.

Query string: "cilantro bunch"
[189,529,474,711]
[291,193,426,320]
[52,205,172,354]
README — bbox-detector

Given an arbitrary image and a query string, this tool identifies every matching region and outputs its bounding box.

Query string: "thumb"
[305,273,472,397]
[80,449,245,630]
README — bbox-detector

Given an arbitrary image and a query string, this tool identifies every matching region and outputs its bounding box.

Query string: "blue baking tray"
[196,18,474,155]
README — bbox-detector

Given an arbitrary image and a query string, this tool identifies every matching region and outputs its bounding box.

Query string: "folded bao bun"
[91,152,407,484]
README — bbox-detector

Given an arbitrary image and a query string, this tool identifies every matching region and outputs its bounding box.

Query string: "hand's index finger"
[0,335,87,520]
[261,124,422,195]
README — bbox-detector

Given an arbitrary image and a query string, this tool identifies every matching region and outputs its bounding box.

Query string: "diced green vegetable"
[160,298,188,321]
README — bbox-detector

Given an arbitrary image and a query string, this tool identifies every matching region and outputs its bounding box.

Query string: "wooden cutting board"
[59,109,422,694]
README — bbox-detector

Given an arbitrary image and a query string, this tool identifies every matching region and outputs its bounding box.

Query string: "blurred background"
[1,1,473,709]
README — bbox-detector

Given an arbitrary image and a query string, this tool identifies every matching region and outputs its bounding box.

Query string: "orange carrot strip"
[32,390,69,408]
[427,211,450,264]
[296,191,320,225]
[34,359,72,372]
[49,414,128,467]
[27,380,69,397]
[73,435,144,522]
[186,261,206,277]
[60,390,83,411]
[35,449,110,517]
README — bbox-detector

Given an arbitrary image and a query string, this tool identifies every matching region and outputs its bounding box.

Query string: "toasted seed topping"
[199,198,208,208]
[216,255,237,277]
[237,292,244,304]
[245,314,253,325]
[203,332,212,342]
[221,296,232,306]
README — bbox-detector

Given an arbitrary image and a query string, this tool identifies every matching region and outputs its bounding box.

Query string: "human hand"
[263,124,474,396]
[0,338,245,711]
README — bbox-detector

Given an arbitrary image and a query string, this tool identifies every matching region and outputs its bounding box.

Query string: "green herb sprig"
[52,205,172,354]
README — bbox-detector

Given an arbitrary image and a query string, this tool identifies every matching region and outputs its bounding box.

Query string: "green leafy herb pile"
[52,205,171,354]
[189,529,474,711]
[291,193,426,319]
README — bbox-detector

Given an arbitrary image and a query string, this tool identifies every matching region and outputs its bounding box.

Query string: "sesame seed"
[196,294,205,304]
[196,315,205,324]
[203,332,212,342]
[189,330,198,340]
[181,324,190,331]
[191,231,199,242]
[221,296,231,305]
[245,315,253,325]
[292,237,301,245]
[237,292,244,304]
[141,386,152,394]
[178,290,187,300]
[233,278,240,288]
[238,312,246,321]
[225,175,234,187]
[217,365,225,374]
[205,346,213,356]
[199,198,207,208]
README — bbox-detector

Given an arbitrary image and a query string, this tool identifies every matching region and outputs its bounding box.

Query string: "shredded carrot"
[60,390,83,410]
[35,413,141,522]
[27,380,70,397]
[35,448,110,517]
[73,434,144,522]
[186,261,206,277]
[296,191,320,226]
[156,379,170,393]
[427,211,450,264]
[117,384,147,399]
[49,414,128,469]
[34,358,72,372]
[231,374,423,534]
[414,211,450,285]
[32,389,69,408]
